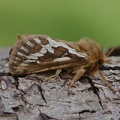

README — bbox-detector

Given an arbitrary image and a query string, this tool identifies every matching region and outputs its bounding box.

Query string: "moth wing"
[9,34,88,75]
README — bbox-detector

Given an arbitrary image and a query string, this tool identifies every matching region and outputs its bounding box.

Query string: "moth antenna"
[105,59,111,63]
[97,69,116,93]
[105,47,116,63]
[106,47,115,57]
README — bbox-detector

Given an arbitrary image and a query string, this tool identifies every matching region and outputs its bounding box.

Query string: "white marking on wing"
[14,61,18,64]
[26,41,34,47]
[34,38,54,54]
[37,60,40,64]
[34,38,41,44]
[15,57,21,61]
[20,46,29,53]
[25,59,36,63]
[21,63,28,67]
[17,52,26,57]
[26,55,38,60]
[41,44,54,54]
[62,53,68,56]
[53,57,71,62]
[47,37,86,58]
[32,52,44,57]
[17,51,39,60]
[40,47,47,54]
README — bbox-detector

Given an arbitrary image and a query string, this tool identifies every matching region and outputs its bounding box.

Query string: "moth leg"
[67,68,85,94]
[97,69,116,93]
[46,69,62,81]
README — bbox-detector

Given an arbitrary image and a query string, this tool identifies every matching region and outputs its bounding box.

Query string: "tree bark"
[0,48,120,120]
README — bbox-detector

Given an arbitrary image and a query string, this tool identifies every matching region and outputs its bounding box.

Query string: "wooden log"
[0,48,120,120]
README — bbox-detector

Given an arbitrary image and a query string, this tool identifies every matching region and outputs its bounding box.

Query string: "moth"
[9,34,116,93]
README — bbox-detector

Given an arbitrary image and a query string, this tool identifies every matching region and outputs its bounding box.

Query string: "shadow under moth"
[9,34,116,93]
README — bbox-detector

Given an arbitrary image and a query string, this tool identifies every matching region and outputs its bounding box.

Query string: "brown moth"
[9,34,116,93]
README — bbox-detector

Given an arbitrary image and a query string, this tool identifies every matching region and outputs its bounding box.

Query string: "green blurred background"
[0,0,120,48]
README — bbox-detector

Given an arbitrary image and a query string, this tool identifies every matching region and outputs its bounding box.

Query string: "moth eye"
[98,59,103,66]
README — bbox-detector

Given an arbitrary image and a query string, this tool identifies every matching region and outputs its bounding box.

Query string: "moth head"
[78,38,106,67]
[76,38,116,93]
[96,44,115,68]
[97,58,104,67]
[93,45,115,70]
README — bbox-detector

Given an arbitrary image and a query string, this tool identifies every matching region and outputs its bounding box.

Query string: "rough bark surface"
[0,48,120,120]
